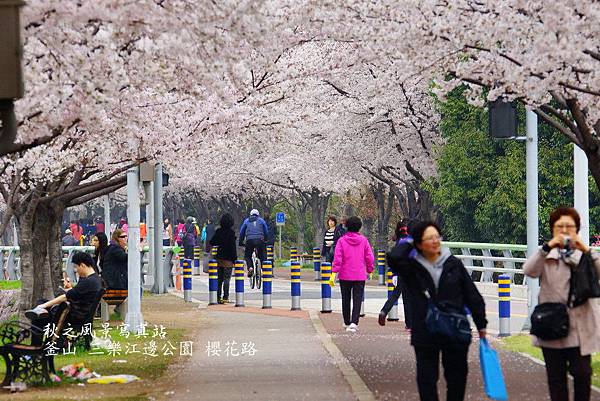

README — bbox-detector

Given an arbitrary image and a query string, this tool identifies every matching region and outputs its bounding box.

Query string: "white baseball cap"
[250,209,259,216]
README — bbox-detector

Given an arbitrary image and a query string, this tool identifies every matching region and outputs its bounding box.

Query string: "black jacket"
[209,227,237,262]
[102,244,128,289]
[387,243,487,347]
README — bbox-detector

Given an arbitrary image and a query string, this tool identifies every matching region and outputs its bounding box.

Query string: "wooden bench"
[100,289,128,322]
[0,303,70,385]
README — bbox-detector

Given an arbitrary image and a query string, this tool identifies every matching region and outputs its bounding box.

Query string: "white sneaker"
[346,325,357,333]
[348,323,358,331]
[25,306,48,320]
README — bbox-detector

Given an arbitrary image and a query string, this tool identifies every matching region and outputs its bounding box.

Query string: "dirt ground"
[0,293,204,401]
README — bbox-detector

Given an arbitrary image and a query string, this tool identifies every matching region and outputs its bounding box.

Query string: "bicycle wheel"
[247,260,255,289]
[255,259,262,289]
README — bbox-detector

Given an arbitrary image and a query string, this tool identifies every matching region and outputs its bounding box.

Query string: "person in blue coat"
[239,209,268,277]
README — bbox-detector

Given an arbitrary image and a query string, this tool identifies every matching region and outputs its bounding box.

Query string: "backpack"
[177,226,187,242]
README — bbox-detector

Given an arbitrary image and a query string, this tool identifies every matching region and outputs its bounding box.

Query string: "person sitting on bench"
[25,252,103,329]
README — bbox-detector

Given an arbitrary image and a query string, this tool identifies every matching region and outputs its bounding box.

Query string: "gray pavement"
[188,274,529,334]
[168,309,357,401]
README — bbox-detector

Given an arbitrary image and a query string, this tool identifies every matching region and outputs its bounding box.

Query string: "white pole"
[525,109,539,328]
[278,225,282,261]
[153,164,166,294]
[574,145,590,245]
[125,167,144,333]
[145,183,154,287]
[104,195,111,238]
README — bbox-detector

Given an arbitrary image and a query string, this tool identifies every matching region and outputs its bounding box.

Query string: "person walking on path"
[62,228,78,246]
[331,216,374,333]
[174,218,186,246]
[387,220,487,401]
[209,213,237,304]
[379,220,413,330]
[321,216,337,263]
[69,220,83,243]
[201,219,216,253]
[523,207,600,401]
[163,218,173,246]
[182,217,197,260]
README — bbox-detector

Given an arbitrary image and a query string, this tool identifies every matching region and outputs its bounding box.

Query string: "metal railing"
[3,242,599,290]
[443,241,599,287]
[0,245,180,286]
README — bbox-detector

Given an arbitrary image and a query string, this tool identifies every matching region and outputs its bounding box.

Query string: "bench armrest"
[0,320,44,346]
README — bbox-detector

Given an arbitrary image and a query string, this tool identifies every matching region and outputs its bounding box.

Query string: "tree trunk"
[16,195,50,313]
[48,200,67,296]
[296,199,307,253]
[372,183,395,250]
[307,189,330,251]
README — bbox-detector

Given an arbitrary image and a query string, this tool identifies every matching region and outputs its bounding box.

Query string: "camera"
[560,236,572,257]
[562,236,571,250]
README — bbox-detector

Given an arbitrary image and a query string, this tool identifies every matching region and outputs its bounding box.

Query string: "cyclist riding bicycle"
[239,209,268,277]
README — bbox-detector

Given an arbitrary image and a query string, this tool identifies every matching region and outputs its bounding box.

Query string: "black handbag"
[424,291,472,344]
[570,251,600,307]
[530,302,569,340]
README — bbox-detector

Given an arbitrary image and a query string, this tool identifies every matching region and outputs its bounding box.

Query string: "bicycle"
[248,250,262,290]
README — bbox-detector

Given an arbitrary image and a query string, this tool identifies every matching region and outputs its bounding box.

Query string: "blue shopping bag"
[479,339,508,401]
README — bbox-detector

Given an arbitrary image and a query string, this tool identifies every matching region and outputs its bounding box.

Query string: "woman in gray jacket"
[524,207,600,401]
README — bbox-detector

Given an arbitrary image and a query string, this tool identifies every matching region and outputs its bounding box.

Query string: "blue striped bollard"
[498,274,511,337]
[313,247,321,281]
[183,259,193,302]
[377,250,386,285]
[193,246,201,275]
[262,260,273,309]
[290,247,298,262]
[208,259,218,305]
[266,245,274,277]
[211,246,218,258]
[291,260,301,310]
[235,260,245,307]
[387,271,399,321]
[321,262,332,313]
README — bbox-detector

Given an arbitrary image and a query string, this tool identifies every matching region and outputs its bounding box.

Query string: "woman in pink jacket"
[332,216,375,332]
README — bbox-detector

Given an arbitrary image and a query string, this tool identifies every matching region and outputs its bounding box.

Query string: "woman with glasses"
[524,207,600,401]
[102,229,129,293]
[387,220,487,401]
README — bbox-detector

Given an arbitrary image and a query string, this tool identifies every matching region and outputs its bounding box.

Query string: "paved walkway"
[164,294,600,401]
[167,306,357,401]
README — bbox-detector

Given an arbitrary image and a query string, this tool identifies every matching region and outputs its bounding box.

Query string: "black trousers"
[217,267,233,300]
[541,347,592,401]
[244,238,266,270]
[414,344,469,401]
[381,279,412,329]
[339,280,365,325]
[184,243,194,260]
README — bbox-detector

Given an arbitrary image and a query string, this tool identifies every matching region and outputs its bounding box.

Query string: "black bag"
[424,293,472,344]
[530,302,569,340]
[570,252,600,307]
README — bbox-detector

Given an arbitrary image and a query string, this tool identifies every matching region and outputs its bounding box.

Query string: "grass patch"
[498,334,600,387]
[0,320,184,383]
[0,280,21,289]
